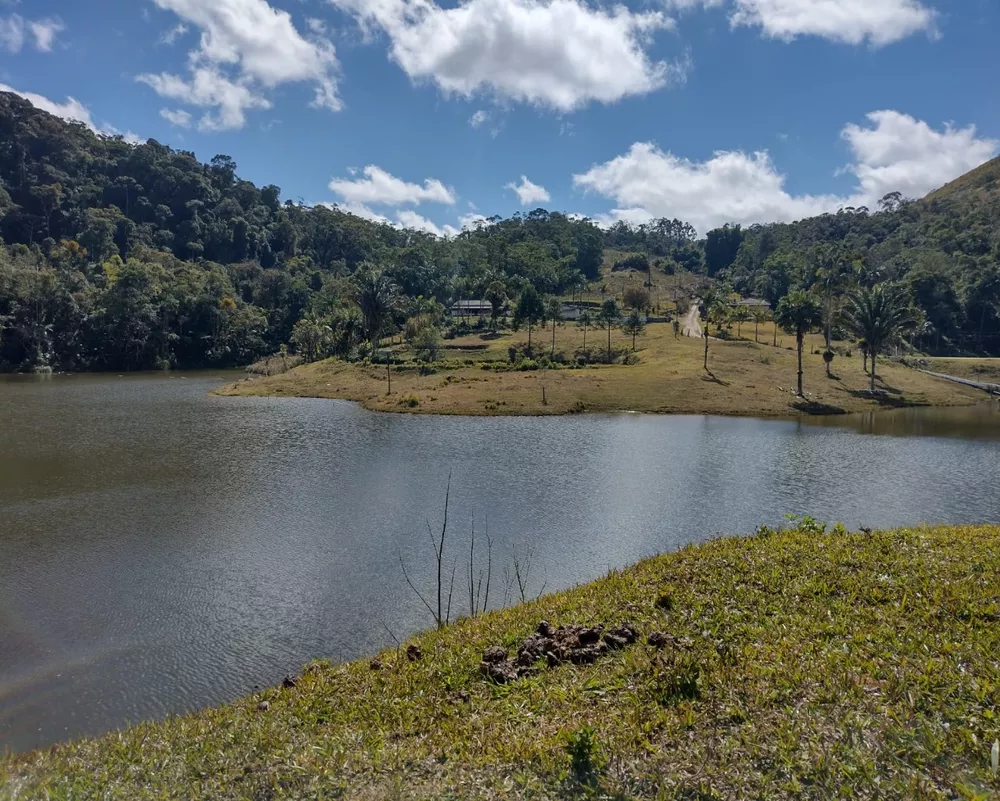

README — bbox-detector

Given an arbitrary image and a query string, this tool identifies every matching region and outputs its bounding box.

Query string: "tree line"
[1,90,998,371]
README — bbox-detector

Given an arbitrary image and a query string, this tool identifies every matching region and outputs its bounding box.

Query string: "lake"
[1,372,998,753]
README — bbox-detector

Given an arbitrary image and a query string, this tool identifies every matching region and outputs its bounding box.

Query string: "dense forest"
[1,91,998,371]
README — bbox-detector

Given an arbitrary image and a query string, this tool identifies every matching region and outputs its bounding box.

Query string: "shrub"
[411,325,442,362]
[398,393,420,408]
[613,253,650,273]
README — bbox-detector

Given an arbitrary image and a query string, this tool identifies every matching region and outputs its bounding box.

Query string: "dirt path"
[682,302,703,338]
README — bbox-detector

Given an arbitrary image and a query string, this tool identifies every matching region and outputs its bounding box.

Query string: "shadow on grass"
[844,388,914,408]
[792,399,848,415]
[701,371,731,386]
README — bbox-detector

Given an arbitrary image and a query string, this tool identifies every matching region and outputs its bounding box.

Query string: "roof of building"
[451,300,492,310]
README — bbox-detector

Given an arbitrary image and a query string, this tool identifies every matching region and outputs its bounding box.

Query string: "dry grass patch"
[217,323,983,418]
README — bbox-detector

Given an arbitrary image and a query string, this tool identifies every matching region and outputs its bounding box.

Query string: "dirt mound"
[480,620,639,684]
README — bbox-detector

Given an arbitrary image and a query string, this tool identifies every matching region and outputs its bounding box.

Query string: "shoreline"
[211,350,989,420]
[5,523,999,798]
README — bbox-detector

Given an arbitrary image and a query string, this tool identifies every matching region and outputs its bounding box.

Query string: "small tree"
[733,306,751,339]
[578,309,593,352]
[842,286,917,393]
[596,298,621,363]
[545,296,563,357]
[485,280,507,331]
[622,308,647,351]
[622,286,651,312]
[290,316,330,363]
[411,324,442,362]
[514,285,545,352]
[775,290,824,397]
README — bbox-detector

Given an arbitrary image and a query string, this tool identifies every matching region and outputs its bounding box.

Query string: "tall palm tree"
[751,306,769,344]
[842,286,917,393]
[545,296,563,357]
[354,268,401,356]
[775,290,824,397]
[578,309,592,352]
[699,288,729,373]
[596,298,621,363]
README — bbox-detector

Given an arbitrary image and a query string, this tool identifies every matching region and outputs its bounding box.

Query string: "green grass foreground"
[4,524,1000,799]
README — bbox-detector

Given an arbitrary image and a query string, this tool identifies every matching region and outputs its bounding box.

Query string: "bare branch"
[399,553,438,625]
[446,560,457,626]
[378,618,402,655]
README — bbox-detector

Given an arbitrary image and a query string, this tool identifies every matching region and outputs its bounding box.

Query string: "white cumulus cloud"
[327,0,680,111]
[396,209,459,237]
[160,107,193,128]
[1,13,65,52]
[841,110,998,202]
[28,17,65,51]
[730,0,938,46]
[573,110,998,234]
[138,0,341,131]
[159,22,188,45]
[506,175,551,206]
[329,165,456,207]
[138,67,272,131]
[0,14,25,52]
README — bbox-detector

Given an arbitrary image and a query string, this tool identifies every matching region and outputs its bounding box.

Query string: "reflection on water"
[0,374,998,753]
[805,401,1000,440]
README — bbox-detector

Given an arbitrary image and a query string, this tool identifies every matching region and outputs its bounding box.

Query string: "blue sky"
[1,0,999,236]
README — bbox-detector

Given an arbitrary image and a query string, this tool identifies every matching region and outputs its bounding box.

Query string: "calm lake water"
[1,373,998,753]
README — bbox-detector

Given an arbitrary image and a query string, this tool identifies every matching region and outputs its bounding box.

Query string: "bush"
[411,325,442,362]
[613,253,650,272]
[398,393,420,408]
[518,359,540,371]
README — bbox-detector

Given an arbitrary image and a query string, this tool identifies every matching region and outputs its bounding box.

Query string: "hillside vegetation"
[3,523,999,799]
[1,91,998,374]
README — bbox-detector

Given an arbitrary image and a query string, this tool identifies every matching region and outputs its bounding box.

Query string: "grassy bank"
[4,524,1000,799]
[215,322,985,417]
[925,357,1000,385]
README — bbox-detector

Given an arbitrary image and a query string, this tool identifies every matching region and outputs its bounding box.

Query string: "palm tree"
[354,268,401,356]
[578,310,592,352]
[775,290,824,397]
[545,296,563,357]
[751,306,769,344]
[733,306,751,339]
[596,299,621,363]
[842,286,917,393]
[699,288,729,373]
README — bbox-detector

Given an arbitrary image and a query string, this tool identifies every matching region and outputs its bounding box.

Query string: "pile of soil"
[480,620,639,684]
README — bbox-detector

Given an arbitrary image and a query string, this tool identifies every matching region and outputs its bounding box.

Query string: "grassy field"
[4,523,999,799]
[925,357,1000,385]
[216,318,986,417]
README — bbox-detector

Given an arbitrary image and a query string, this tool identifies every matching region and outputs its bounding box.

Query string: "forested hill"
[1,90,998,371]
[0,92,605,370]
[714,155,1000,354]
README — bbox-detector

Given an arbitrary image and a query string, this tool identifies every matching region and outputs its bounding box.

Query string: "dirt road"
[682,302,703,338]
